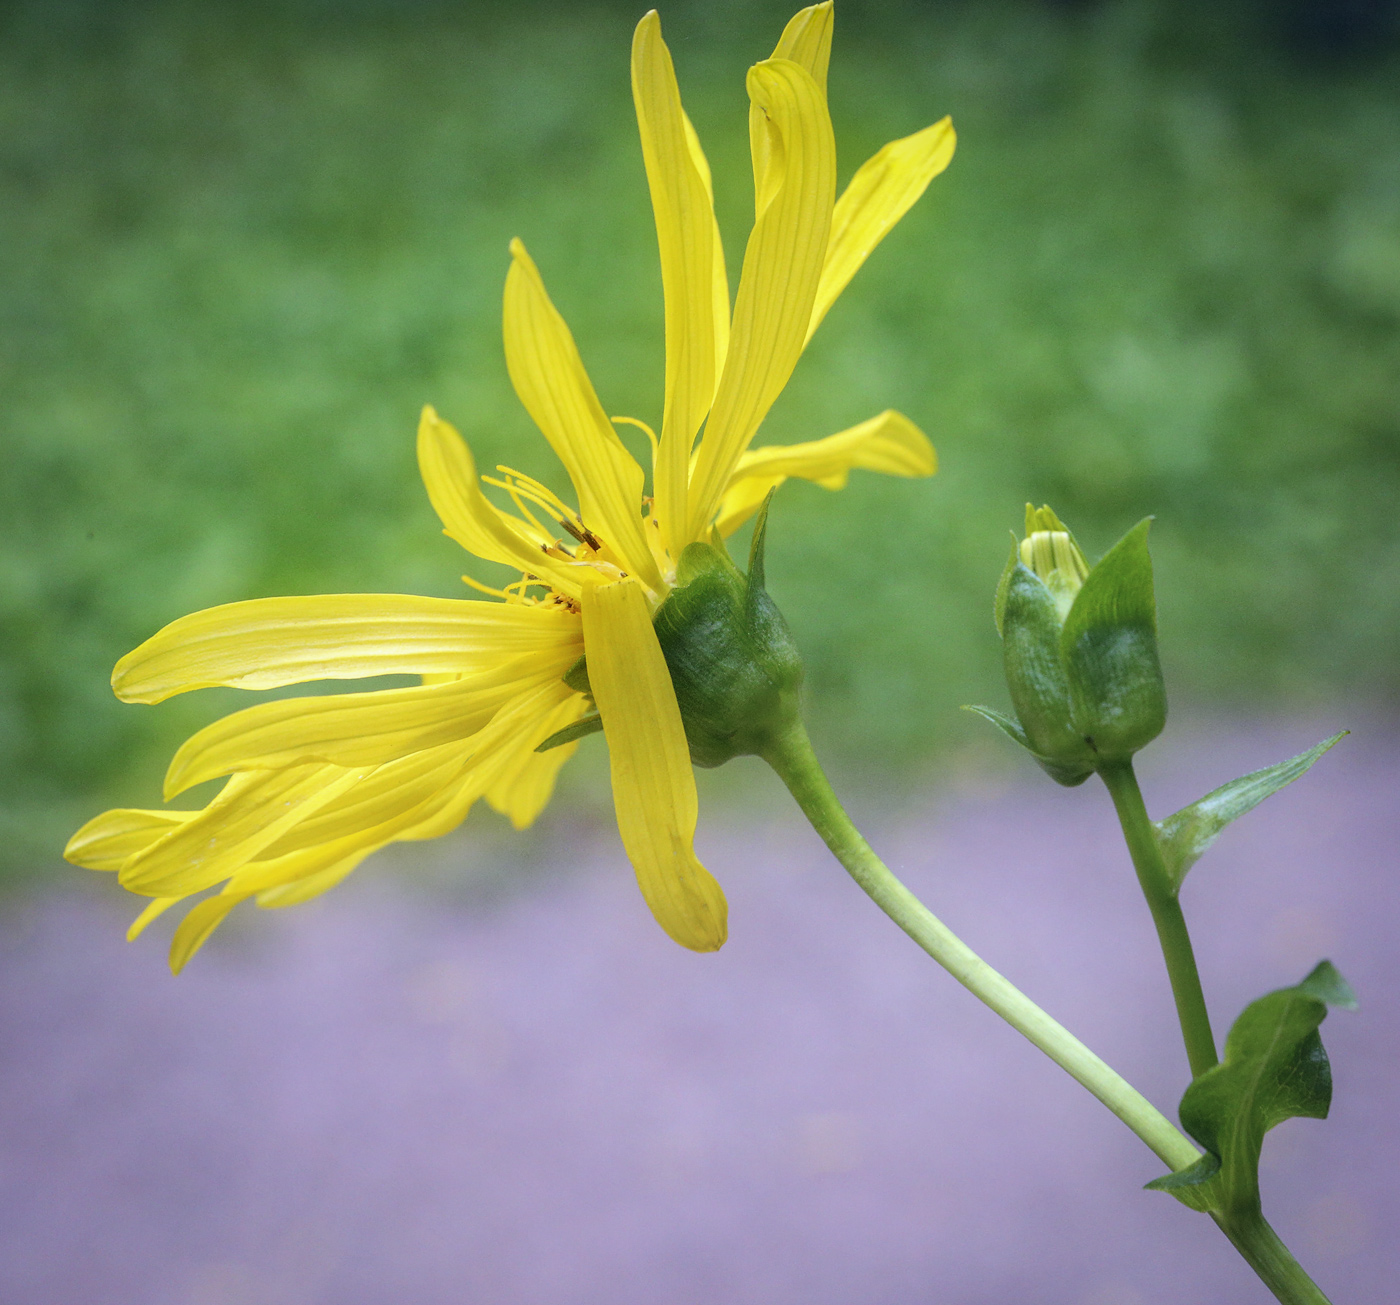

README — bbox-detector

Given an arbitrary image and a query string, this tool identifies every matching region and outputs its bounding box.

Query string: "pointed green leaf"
[746,487,775,600]
[962,705,1096,787]
[534,712,603,753]
[963,703,1031,749]
[1060,518,1166,762]
[563,654,591,696]
[1149,960,1356,1216]
[1154,733,1347,893]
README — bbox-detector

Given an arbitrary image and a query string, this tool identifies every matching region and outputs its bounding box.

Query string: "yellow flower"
[65,3,951,972]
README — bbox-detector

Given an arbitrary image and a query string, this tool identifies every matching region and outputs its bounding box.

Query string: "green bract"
[971,506,1166,784]
[540,494,804,768]
[653,498,804,768]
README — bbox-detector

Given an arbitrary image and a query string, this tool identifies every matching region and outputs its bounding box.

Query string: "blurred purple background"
[1,715,1394,1304]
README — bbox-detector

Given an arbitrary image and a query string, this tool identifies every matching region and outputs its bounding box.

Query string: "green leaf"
[1060,518,1166,762]
[1154,733,1347,893]
[534,711,602,753]
[961,704,1094,787]
[1148,960,1356,1216]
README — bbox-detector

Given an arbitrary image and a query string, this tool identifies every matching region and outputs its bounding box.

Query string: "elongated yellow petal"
[112,588,581,705]
[261,678,576,857]
[581,578,726,952]
[632,11,719,560]
[417,407,586,596]
[749,4,834,210]
[807,117,955,345]
[684,58,835,548]
[162,643,581,797]
[713,408,936,534]
[127,897,178,941]
[65,808,196,871]
[503,241,663,591]
[169,892,247,974]
[120,765,365,898]
[485,690,589,830]
[254,854,364,909]
[681,111,731,395]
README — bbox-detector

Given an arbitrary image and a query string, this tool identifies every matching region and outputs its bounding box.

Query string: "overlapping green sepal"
[652,494,804,768]
[1147,961,1357,1215]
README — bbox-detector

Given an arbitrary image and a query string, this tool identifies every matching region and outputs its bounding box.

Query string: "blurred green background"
[3,0,1398,868]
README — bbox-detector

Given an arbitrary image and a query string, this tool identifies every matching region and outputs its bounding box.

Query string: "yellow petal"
[632,11,720,559]
[503,241,663,591]
[169,892,247,974]
[417,406,586,596]
[684,58,836,548]
[484,690,589,830]
[806,117,955,345]
[680,111,731,398]
[749,4,834,209]
[255,854,365,909]
[162,643,581,797]
[65,807,196,871]
[112,586,581,704]
[262,678,576,856]
[581,578,727,952]
[713,408,936,534]
[119,765,365,898]
[127,897,179,941]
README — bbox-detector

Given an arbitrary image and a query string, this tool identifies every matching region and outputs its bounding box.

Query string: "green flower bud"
[653,500,804,768]
[975,505,1167,785]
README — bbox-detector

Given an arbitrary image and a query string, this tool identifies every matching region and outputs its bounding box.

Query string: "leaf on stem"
[1146,960,1357,1215]
[1153,733,1347,894]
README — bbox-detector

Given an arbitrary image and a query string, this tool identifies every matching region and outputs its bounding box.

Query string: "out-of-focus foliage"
[2,0,1398,866]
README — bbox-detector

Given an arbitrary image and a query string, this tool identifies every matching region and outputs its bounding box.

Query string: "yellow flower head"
[65,4,951,971]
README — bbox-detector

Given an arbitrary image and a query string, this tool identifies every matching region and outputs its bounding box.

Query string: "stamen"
[495,465,575,520]
[481,473,548,536]
[461,574,510,599]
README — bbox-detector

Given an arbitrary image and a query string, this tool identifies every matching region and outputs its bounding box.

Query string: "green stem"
[1213,1208,1333,1305]
[761,721,1199,1173]
[1099,759,1219,1080]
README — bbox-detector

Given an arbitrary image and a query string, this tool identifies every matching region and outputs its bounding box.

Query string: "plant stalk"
[761,721,1199,1172]
[1213,1208,1334,1305]
[1099,759,1219,1080]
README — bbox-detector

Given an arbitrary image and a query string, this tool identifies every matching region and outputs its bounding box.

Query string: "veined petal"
[806,117,955,345]
[713,408,935,534]
[113,587,582,704]
[485,690,589,830]
[503,241,663,591]
[680,112,731,399]
[582,578,727,952]
[749,4,834,207]
[261,678,576,856]
[162,643,581,797]
[632,11,719,560]
[684,58,836,548]
[119,765,365,898]
[418,407,587,596]
[65,808,196,871]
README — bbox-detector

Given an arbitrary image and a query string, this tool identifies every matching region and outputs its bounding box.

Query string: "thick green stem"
[1213,1208,1334,1305]
[761,721,1199,1172]
[1099,760,1219,1080]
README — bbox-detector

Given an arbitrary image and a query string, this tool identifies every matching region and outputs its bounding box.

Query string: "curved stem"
[1098,760,1218,1080]
[1213,1208,1334,1305]
[761,721,1199,1172]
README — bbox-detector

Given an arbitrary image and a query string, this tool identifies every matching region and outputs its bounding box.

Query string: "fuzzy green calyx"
[977,506,1167,784]
[652,499,804,768]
